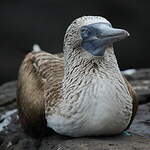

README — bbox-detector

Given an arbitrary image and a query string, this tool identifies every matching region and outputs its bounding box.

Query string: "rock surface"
[0,81,17,107]
[0,69,150,150]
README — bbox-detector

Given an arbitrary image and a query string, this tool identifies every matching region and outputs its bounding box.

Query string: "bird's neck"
[64,47,121,78]
[62,47,123,97]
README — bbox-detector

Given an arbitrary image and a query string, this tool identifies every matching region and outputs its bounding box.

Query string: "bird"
[17,16,138,137]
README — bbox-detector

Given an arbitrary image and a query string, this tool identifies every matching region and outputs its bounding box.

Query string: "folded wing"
[123,76,138,130]
[17,50,64,137]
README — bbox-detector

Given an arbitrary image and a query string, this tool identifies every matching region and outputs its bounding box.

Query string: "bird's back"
[17,51,64,137]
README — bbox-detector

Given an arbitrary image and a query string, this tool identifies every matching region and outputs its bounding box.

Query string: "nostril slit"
[97,35,100,38]
[96,34,102,39]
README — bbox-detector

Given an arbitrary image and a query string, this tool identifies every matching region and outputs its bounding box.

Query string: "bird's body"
[17,16,138,137]
[46,48,133,137]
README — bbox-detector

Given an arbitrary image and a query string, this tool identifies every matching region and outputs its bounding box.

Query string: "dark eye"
[80,27,89,38]
[81,28,88,33]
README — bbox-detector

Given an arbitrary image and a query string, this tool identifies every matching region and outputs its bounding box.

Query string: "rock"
[123,69,150,104]
[130,80,150,104]
[39,134,150,150]
[0,81,17,107]
[129,103,150,137]
[0,69,150,150]
[13,138,40,150]
[124,69,150,81]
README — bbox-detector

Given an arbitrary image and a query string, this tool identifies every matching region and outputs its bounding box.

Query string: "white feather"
[33,44,41,52]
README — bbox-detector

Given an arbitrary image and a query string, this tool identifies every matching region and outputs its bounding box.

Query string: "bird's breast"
[79,78,133,135]
[46,78,133,137]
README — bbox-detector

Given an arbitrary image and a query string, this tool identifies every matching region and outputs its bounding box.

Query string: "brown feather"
[17,51,64,137]
[123,75,138,130]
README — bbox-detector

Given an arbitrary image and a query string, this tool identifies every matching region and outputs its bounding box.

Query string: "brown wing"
[33,51,64,116]
[123,75,138,130]
[17,51,64,137]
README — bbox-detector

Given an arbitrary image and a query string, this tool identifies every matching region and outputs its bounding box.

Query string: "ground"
[0,69,150,150]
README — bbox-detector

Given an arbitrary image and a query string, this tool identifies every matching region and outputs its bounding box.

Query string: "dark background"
[0,0,149,84]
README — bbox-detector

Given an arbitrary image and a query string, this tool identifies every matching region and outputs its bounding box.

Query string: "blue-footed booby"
[17,16,138,137]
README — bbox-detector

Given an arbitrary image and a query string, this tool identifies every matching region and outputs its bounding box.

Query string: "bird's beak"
[96,23,130,43]
[81,22,130,56]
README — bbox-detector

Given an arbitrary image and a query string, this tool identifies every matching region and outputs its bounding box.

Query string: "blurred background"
[0,0,149,84]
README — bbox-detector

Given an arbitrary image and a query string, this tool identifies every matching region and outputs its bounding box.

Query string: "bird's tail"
[32,44,42,52]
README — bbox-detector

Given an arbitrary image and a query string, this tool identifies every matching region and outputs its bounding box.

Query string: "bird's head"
[64,16,129,57]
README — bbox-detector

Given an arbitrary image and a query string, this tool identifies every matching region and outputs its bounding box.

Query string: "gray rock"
[129,103,150,137]
[124,69,150,81]
[0,81,17,107]
[123,69,150,104]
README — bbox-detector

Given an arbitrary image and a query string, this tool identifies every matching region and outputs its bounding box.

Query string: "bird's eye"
[80,27,89,38]
[81,28,88,33]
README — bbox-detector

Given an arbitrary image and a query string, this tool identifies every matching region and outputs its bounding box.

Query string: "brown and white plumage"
[17,16,138,137]
[17,50,64,136]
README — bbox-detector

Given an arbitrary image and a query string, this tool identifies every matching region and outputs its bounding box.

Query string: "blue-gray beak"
[80,22,129,56]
